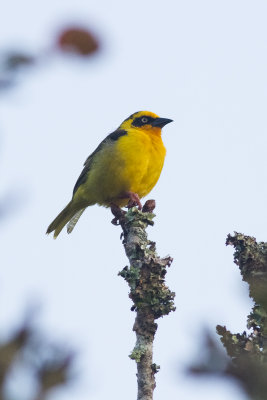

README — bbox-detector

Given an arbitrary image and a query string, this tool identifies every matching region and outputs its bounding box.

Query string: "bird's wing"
[72,129,127,196]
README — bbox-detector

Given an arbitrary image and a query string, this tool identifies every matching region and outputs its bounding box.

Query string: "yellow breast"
[113,128,166,204]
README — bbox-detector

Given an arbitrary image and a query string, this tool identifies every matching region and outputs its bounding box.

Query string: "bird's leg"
[123,191,142,210]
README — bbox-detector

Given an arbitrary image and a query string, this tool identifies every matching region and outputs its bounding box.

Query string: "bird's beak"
[151,118,173,128]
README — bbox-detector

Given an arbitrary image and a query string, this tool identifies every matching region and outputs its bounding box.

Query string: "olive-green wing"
[72,129,127,196]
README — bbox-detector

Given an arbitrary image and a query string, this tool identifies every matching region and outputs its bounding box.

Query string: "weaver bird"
[46,111,172,238]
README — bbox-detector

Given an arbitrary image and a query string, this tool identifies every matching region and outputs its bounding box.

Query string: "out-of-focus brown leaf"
[57,27,99,56]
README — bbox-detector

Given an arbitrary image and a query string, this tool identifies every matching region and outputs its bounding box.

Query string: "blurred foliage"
[190,232,267,400]
[0,320,74,400]
[0,24,100,92]
[0,20,99,398]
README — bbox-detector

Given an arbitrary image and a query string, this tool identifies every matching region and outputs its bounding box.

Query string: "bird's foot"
[111,203,126,225]
[124,191,142,210]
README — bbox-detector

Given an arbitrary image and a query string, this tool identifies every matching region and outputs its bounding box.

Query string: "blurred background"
[1,0,267,399]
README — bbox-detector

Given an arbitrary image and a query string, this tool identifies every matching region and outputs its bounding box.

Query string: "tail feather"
[67,208,85,234]
[46,201,79,238]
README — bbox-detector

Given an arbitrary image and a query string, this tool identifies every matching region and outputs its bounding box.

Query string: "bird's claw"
[125,192,142,210]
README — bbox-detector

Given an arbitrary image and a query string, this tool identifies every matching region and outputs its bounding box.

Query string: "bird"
[46,111,173,238]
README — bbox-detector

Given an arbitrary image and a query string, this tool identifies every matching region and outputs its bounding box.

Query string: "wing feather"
[72,129,127,196]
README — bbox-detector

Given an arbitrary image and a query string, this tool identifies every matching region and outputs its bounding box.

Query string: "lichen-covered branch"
[191,232,267,400]
[226,232,267,331]
[218,233,267,398]
[112,201,175,400]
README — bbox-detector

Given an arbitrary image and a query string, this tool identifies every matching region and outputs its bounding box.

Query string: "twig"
[113,201,175,400]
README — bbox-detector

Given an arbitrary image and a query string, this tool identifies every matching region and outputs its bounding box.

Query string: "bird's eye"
[141,117,148,124]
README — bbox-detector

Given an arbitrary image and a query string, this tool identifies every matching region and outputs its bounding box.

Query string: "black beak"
[151,118,173,128]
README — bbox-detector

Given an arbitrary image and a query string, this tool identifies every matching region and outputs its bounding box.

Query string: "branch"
[190,232,267,400]
[113,201,175,400]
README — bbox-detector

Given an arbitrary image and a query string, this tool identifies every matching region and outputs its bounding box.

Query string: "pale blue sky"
[1,1,267,399]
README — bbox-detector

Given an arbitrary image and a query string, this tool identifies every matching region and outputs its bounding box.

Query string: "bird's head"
[119,111,173,134]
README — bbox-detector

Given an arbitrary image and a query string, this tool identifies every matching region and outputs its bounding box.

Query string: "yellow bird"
[46,111,172,238]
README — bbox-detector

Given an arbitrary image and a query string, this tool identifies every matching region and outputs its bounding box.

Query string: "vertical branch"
[113,201,175,400]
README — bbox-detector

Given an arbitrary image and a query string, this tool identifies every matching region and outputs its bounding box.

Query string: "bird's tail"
[46,201,81,238]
